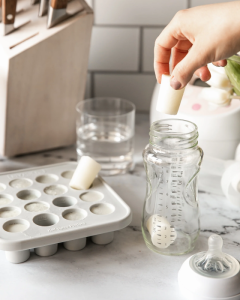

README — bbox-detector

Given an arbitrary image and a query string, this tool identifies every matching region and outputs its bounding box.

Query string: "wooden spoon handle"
[51,0,68,9]
[2,0,17,24]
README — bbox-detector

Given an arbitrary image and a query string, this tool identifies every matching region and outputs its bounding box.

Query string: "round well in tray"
[25,201,49,212]
[90,203,115,215]
[17,189,41,200]
[0,207,21,218]
[9,178,32,189]
[33,213,59,227]
[3,219,30,233]
[36,174,58,184]
[61,170,74,179]
[62,208,87,221]
[0,194,13,206]
[80,191,104,202]
[53,196,77,207]
[44,185,67,196]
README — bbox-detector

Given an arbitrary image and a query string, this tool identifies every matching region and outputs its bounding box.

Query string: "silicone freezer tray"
[0,162,132,263]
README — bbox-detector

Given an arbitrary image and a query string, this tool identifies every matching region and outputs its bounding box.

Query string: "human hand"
[154,1,240,90]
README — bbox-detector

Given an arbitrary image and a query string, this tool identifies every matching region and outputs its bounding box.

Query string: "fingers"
[194,66,211,82]
[170,41,208,89]
[171,40,193,69]
[194,60,227,83]
[170,40,193,89]
[154,45,171,83]
[212,60,227,67]
[154,27,178,83]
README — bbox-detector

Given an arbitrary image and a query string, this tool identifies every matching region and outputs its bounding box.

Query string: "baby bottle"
[142,119,203,255]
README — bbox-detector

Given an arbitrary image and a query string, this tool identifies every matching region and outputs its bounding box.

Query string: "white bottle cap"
[156,74,185,115]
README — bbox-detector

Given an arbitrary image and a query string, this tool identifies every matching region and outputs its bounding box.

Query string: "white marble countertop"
[0,113,240,300]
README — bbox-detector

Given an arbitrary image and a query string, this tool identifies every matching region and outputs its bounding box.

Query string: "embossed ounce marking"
[48,222,87,233]
[7,169,45,180]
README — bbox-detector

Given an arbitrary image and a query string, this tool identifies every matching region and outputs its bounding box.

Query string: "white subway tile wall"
[94,74,156,111]
[142,28,162,72]
[89,27,140,71]
[86,0,223,111]
[191,0,232,6]
[94,0,187,25]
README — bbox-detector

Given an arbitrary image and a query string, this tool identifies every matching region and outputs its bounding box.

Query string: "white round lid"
[178,235,240,300]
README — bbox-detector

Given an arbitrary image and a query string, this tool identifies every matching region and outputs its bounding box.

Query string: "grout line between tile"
[92,0,95,25]
[139,27,143,73]
[90,72,95,98]
[92,24,166,29]
[91,71,155,75]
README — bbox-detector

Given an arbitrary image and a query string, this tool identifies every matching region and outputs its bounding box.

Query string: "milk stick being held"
[156,74,185,115]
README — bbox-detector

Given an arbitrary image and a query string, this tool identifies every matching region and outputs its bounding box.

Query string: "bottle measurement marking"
[153,159,184,230]
[169,157,184,227]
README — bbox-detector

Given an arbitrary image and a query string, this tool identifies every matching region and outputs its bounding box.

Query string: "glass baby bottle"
[142,119,203,255]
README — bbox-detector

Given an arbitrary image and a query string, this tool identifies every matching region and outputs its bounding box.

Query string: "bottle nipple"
[192,235,239,278]
[194,235,231,273]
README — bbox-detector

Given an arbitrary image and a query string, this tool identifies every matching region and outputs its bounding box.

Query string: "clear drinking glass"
[76,98,135,176]
[142,119,203,255]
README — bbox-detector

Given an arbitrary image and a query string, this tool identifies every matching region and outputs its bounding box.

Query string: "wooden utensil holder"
[0,0,93,156]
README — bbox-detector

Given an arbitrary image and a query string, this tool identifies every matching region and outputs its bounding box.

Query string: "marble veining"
[0,113,239,300]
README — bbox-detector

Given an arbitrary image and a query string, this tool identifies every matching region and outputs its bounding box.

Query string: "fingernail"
[170,77,182,90]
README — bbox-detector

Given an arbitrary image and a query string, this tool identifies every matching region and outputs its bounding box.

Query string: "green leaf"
[225,58,240,96]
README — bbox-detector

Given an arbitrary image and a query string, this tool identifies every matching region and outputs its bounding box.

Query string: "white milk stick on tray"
[70,156,101,190]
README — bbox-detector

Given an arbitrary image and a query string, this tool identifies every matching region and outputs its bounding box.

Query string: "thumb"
[170,42,207,90]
